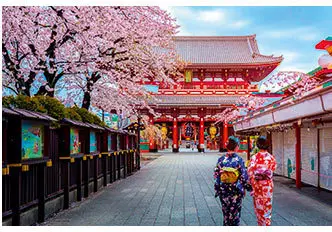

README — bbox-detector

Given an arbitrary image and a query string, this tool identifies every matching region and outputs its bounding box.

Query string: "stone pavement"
[44,152,332,226]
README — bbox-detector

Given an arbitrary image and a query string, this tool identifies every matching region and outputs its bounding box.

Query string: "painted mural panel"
[319,128,332,191]
[272,131,284,176]
[283,129,296,179]
[301,128,318,187]
[90,131,97,153]
[108,135,112,151]
[22,121,44,159]
[70,128,80,154]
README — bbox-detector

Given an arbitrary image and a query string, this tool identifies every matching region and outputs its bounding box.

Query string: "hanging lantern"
[318,54,332,69]
[161,123,168,140]
[208,124,218,140]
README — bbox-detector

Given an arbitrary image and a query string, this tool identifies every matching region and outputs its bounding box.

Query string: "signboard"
[107,114,119,130]
[185,70,192,82]
[90,131,97,152]
[22,121,44,159]
[70,128,80,154]
[108,135,112,151]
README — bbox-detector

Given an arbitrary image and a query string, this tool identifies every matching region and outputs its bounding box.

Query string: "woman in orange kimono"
[248,136,276,226]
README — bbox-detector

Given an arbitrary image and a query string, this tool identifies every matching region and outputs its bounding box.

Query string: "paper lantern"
[318,54,332,68]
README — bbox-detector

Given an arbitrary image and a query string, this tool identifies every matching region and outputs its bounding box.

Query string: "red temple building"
[140,35,283,152]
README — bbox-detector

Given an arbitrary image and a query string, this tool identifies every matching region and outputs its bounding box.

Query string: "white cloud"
[197,9,226,22]
[230,20,250,28]
[261,27,320,41]
[277,50,300,62]
[277,65,308,73]
[160,6,192,21]
[161,6,250,33]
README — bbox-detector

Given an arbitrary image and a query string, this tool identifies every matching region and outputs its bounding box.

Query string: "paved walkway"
[44,152,332,226]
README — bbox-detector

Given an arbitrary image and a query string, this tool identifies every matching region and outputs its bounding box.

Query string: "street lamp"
[132,120,145,170]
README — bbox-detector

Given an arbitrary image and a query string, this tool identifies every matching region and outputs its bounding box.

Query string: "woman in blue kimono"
[214,136,252,226]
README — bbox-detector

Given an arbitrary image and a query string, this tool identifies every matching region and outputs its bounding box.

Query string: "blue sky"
[164,6,331,89]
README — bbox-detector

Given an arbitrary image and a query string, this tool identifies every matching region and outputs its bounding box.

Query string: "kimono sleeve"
[213,158,222,197]
[269,153,277,172]
[239,157,252,192]
[247,154,256,182]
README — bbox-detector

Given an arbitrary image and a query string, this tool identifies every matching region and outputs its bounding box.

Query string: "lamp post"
[133,116,145,170]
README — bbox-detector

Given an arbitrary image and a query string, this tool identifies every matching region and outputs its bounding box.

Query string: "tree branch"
[3,84,19,95]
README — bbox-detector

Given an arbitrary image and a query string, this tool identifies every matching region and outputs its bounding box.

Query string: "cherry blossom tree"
[215,95,266,124]
[262,71,318,98]
[73,6,183,111]
[2,6,87,96]
[2,6,183,116]
[236,96,266,111]
[215,71,320,124]
[140,116,163,144]
[215,108,239,124]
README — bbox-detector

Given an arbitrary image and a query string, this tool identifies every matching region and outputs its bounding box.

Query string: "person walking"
[213,136,252,226]
[248,136,276,226]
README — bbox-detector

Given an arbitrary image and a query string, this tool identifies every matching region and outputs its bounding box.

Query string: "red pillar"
[172,118,179,152]
[199,117,205,152]
[246,136,251,161]
[294,123,302,189]
[149,116,157,152]
[219,123,223,152]
[223,122,228,149]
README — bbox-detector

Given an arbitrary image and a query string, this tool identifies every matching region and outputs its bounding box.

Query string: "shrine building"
[140,35,283,152]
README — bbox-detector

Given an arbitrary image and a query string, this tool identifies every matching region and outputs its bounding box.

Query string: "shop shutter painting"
[272,131,284,176]
[301,128,318,187]
[283,129,296,179]
[319,127,332,191]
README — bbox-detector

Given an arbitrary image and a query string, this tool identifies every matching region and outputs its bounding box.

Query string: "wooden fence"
[2,108,140,226]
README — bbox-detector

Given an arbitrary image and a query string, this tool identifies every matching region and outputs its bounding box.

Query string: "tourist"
[248,136,277,226]
[213,136,252,226]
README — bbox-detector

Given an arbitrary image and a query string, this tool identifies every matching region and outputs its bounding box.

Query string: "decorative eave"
[152,95,242,106]
[185,60,283,68]
[232,80,332,132]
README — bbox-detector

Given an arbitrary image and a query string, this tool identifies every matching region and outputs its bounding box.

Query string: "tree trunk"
[35,86,55,97]
[81,91,91,110]
[80,72,101,110]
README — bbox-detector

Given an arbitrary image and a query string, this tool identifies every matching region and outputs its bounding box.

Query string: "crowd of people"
[214,135,276,226]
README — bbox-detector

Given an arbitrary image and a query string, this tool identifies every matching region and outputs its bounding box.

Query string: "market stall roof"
[2,107,56,122]
[61,118,90,128]
[103,127,118,133]
[3,107,20,116]
[85,123,105,131]
[117,130,128,134]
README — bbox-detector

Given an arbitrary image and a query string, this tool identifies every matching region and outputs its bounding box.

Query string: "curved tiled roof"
[174,35,283,65]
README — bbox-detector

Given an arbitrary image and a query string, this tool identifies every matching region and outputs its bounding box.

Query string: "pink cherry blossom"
[2,6,183,117]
